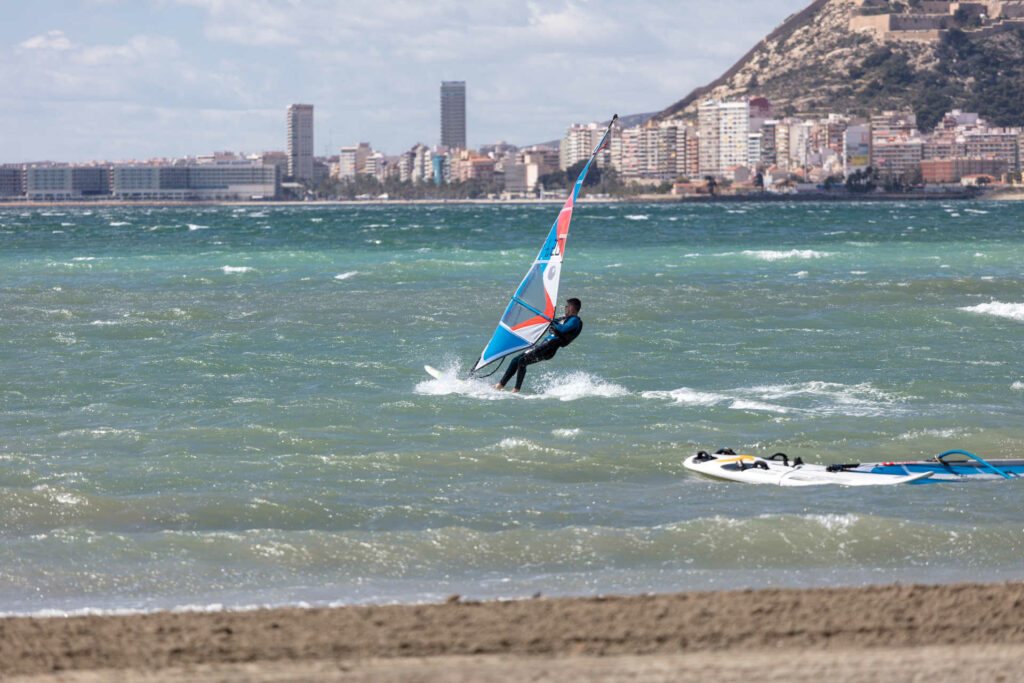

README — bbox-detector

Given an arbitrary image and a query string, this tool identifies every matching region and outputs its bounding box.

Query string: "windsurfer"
[495,298,582,392]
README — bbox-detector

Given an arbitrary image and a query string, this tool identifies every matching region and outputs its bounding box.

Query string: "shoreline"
[2,190,1020,210]
[4,581,1024,680]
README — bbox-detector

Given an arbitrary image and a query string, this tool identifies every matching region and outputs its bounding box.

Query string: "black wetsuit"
[499,315,582,391]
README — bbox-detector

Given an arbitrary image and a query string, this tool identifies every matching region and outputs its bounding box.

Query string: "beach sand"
[4,582,1024,681]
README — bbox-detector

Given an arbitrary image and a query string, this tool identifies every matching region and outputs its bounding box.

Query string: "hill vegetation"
[655,0,1024,132]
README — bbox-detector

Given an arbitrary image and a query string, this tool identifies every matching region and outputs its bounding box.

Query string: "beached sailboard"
[684,451,933,487]
[468,114,618,376]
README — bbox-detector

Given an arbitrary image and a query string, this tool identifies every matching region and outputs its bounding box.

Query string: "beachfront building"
[613,121,694,181]
[920,157,1008,183]
[560,122,604,171]
[504,162,539,196]
[451,149,495,183]
[111,161,278,200]
[286,104,314,182]
[521,147,559,176]
[440,81,466,150]
[0,165,24,197]
[337,143,372,179]
[698,99,750,178]
[873,135,925,180]
[23,165,112,200]
[26,165,74,200]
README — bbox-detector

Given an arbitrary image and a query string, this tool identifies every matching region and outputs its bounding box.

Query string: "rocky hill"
[655,0,1024,132]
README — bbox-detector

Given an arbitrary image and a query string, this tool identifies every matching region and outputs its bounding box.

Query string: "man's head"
[565,297,581,316]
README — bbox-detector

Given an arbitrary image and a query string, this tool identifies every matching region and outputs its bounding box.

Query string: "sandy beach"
[4,582,1024,681]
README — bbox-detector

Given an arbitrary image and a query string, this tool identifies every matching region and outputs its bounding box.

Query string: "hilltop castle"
[850,0,1024,42]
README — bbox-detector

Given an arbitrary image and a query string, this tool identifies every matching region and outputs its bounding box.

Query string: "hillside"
[655,0,1024,132]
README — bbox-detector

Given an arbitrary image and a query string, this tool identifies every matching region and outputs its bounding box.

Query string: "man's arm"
[549,316,581,341]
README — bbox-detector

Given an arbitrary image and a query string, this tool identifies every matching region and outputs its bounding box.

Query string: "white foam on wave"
[730,399,792,413]
[624,214,649,221]
[188,223,209,231]
[643,380,903,417]
[742,249,832,261]
[222,266,252,274]
[416,366,627,402]
[334,271,357,280]
[415,363,510,401]
[642,387,726,406]
[806,513,860,533]
[641,387,790,414]
[1011,381,1024,391]
[959,301,1024,322]
[898,428,966,441]
[496,438,548,452]
[533,371,630,402]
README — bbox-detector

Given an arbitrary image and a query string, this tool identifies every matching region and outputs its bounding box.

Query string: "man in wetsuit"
[495,297,582,393]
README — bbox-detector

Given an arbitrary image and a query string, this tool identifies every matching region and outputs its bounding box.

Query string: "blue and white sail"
[470,114,617,374]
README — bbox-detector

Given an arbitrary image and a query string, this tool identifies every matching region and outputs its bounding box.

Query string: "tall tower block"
[440,82,466,150]
[287,104,314,182]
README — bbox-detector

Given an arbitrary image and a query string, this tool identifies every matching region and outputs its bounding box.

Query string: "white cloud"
[19,29,74,51]
[75,35,181,65]
[3,0,812,161]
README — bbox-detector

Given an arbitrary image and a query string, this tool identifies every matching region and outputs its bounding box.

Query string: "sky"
[2,0,812,163]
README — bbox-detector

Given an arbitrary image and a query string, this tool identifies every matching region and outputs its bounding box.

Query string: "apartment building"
[560,122,606,171]
[698,99,750,178]
[112,161,278,200]
[286,104,314,182]
[0,165,24,196]
[337,143,372,179]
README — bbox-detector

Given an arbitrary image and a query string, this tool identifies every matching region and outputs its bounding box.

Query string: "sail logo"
[546,263,558,282]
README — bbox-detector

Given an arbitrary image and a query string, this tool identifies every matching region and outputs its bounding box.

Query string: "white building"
[112,161,277,200]
[698,99,750,178]
[559,122,613,171]
[26,166,74,200]
[504,163,540,196]
[337,142,372,179]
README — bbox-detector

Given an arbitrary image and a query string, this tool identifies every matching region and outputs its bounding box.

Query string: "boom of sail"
[470,114,617,375]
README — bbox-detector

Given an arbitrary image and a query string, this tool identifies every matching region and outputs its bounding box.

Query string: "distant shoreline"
[2,190,1020,210]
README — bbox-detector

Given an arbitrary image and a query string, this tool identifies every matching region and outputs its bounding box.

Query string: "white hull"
[684,452,932,487]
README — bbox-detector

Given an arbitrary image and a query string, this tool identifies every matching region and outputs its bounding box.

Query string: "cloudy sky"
[2,0,811,163]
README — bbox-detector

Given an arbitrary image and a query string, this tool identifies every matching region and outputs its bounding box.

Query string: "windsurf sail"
[470,114,618,374]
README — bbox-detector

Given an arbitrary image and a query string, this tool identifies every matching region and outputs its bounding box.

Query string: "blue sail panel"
[476,321,533,369]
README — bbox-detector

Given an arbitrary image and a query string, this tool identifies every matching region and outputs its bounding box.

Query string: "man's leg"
[514,355,530,391]
[514,345,555,391]
[496,354,522,389]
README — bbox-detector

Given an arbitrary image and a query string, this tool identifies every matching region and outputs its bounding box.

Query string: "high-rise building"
[287,104,314,182]
[440,81,466,150]
[698,99,750,178]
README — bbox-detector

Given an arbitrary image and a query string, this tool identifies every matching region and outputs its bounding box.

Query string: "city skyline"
[2,0,811,164]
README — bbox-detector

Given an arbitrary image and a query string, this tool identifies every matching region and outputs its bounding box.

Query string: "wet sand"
[4,582,1024,681]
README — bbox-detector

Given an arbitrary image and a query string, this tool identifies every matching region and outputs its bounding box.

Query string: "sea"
[1,199,1022,616]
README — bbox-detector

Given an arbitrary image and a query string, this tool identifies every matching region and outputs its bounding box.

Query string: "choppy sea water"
[1,200,1022,616]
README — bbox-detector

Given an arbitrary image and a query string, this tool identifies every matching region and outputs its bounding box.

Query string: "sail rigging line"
[468,113,618,377]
